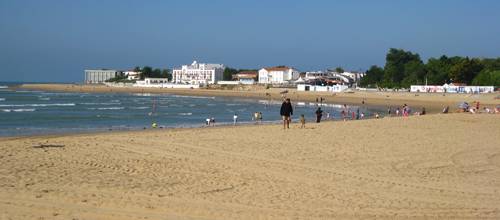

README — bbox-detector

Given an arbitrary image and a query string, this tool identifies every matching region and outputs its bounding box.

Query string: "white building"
[172,61,224,84]
[85,69,123,83]
[123,69,141,80]
[258,67,300,84]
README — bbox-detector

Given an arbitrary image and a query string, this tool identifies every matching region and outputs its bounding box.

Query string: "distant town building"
[232,71,258,83]
[123,69,141,80]
[85,69,123,83]
[172,61,224,84]
[258,67,300,84]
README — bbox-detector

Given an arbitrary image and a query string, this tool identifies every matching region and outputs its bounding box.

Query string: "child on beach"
[300,114,306,129]
[326,111,331,121]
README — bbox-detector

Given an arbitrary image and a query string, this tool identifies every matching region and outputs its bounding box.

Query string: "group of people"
[206,118,215,127]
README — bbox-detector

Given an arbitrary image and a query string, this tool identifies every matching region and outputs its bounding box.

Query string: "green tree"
[449,57,484,85]
[359,65,384,87]
[133,66,141,73]
[481,57,500,72]
[140,66,152,79]
[383,48,422,84]
[161,68,172,81]
[335,67,344,73]
[222,66,237,81]
[472,70,500,87]
[401,61,426,87]
[151,68,162,78]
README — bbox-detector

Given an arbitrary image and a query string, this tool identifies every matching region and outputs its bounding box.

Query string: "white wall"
[297,85,348,92]
[217,81,256,85]
[410,85,495,93]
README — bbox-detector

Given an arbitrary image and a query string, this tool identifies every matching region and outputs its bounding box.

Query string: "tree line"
[106,66,172,83]
[360,48,500,88]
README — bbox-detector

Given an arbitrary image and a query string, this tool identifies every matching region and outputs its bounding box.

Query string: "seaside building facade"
[172,61,224,85]
[123,69,141,80]
[258,67,300,84]
[85,69,123,83]
[232,71,258,83]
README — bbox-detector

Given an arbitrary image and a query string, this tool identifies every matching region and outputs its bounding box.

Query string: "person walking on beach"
[396,108,400,117]
[300,114,306,129]
[259,113,262,124]
[206,118,210,127]
[280,98,293,129]
[315,107,323,123]
[254,112,259,125]
[233,114,238,126]
[326,111,331,121]
[356,107,360,120]
[212,118,215,126]
[388,107,391,117]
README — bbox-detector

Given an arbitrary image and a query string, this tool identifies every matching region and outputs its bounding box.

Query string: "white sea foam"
[97,107,124,110]
[129,107,149,109]
[0,98,5,101]
[0,86,8,89]
[7,109,36,112]
[178,113,192,115]
[1,109,11,112]
[78,103,121,105]
[39,98,50,100]
[0,103,75,107]
[110,100,120,102]
[87,108,96,110]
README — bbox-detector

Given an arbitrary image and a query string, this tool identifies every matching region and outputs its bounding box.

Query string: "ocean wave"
[39,98,50,100]
[0,98,5,101]
[0,86,8,89]
[97,107,124,110]
[0,103,75,107]
[78,103,121,105]
[87,108,95,110]
[129,107,149,109]
[178,113,192,115]
[110,100,120,102]
[1,109,36,112]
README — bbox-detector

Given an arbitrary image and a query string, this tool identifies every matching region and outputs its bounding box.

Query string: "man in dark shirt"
[315,107,323,123]
[280,98,293,129]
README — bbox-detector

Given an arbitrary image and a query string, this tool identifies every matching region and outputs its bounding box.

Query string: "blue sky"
[1,0,499,83]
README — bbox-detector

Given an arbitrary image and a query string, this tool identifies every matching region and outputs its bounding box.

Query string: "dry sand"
[0,84,499,219]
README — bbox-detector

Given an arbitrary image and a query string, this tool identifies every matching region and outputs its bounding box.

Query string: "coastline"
[18,83,500,115]
[0,112,499,219]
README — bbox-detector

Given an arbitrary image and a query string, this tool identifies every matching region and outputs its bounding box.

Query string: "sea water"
[0,86,393,137]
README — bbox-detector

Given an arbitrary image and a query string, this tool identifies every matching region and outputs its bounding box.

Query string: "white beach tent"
[296,77,306,84]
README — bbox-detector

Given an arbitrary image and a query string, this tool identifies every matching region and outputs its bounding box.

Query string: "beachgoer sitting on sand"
[418,108,426,115]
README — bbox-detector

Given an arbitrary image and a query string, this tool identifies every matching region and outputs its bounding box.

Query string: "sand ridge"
[1,113,499,219]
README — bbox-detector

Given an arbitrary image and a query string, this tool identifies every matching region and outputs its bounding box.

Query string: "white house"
[232,71,258,83]
[123,69,141,80]
[258,67,300,84]
[172,61,224,85]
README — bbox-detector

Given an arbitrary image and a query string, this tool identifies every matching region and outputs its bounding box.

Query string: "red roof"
[263,67,293,71]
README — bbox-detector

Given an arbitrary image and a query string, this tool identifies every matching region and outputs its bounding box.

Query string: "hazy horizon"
[1,0,499,83]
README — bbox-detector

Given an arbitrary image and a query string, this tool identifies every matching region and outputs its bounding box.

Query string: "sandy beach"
[18,83,500,114]
[1,84,499,219]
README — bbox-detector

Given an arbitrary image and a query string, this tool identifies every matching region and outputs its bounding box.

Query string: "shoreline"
[17,83,500,115]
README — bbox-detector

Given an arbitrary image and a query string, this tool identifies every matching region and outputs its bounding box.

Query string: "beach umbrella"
[458,103,469,107]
